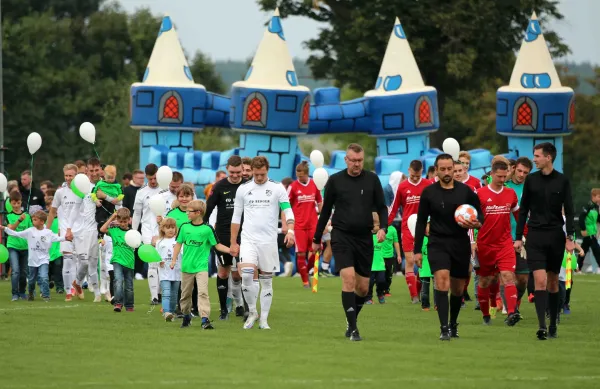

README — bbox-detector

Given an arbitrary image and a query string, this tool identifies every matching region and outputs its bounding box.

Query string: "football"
[454,204,478,227]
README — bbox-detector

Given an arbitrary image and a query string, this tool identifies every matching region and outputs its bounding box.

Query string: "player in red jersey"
[459,151,483,191]
[287,161,323,288]
[388,160,431,303]
[475,160,521,326]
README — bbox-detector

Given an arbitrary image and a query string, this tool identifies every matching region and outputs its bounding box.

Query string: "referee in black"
[514,142,574,340]
[312,143,388,342]
[413,153,483,341]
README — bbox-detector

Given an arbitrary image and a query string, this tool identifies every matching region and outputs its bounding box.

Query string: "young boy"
[92,165,124,205]
[366,213,387,304]
[419,218,432,311]
[380,222,400,296]
[100,208,135,312]
[1,211,69,301]
[171,200,230,329]
[6,191,33,301]
[45,189,64,294]
[578,188,600,271]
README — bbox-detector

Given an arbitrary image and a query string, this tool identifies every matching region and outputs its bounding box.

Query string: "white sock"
[259,274,273,323]
[231,278,243,307]
[147,263,159,300]
[62,254,75,293]
[227,276,233,299]
[241,268,258,314]
[88,255,100,297]
[322,262,330,271]
[76,254,88,285]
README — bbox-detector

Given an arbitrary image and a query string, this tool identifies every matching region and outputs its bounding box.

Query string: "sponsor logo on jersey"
[406,195,420,204]
[484,204,511,214]
[266,190,272,197]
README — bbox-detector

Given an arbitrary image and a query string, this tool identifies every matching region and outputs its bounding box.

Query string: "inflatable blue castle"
[130,10,573,196]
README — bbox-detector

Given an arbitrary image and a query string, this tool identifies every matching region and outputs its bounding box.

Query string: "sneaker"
[56,289,65,294]
[150,298,160,305]
[563,304,571,315]
[283,262,294,277]
[502,306,508,315]
[528,293,535,303]
[191,310,200,318]
[318,270,333,278]
[411,296,420,304]
[474,304,481,311]
[259,321,271,330]
[28,292,34,301]
[65,294,73,302]
[450,323,459,338]
[226,297,233,313]
[422,306,430,311]
[483,316,492,325]
[165,312,174,322]
[243,312,259,329]
[365,299,373,305]
[219,310,228,321]
[114,304,123,312]
[104,292,112,302]
[135,273,144,280]
[489,307,497,319]
[93,295,101,303]
[49,281,55,289]
[235,306,245,317]
[126,307,134,312]
[303,282,310,289]
[549,326,558,338]
[82,281,89,290]
[19,293,27,300]
[349,329,362,341]
[345,322,353,338]
[536,328,547,340]
[201,318,214,330]
[506,312,521,327]
[11,295,18,302]
[72,281,84,300]
[384,292,392,297]
[181,314,192,328]
[43,297,50,302]
[439,326,451,341]
[378,296,386,304]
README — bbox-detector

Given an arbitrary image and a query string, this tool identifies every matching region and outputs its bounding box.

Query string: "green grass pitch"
[1,276,599,389]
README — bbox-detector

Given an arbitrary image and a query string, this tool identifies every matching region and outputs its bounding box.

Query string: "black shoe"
[506,312,521,327]
[57,289,65,294]
[483,315,492,325]
[235,306,245,317]
[28,292,34,301]
[201,319,214,330]
[219,310,228,321]
[474,304,481,311]
[463,291,472,302]
[151,298,160,305]
[49,281,55,290]
[349,329,362,341]
[536,328,548,340]
[549,326,558,338]
[439,326,451,341]
[158,294,162,303]
[450,323,459,338]
[181,315,192,328]
[345,324,353,338]
[191,310,200,317]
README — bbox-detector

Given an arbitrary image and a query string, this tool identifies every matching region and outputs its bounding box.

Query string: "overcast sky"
[119,0,599,65]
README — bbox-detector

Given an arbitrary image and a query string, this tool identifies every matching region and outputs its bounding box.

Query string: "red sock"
[307,253,316,272]
[504,282,518,315]
[405,272,417,298]
[464,274,471,294]
[477,285,490,317]
[296,256,309,284]
[489,282,499,308]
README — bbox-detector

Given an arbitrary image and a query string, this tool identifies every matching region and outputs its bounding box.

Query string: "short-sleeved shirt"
[6,212,33,250]
[477,185,519,247]
[419,236,432,277]
[176,222,218,273]
[371,234,385,271]
[287,179,322,230]
[506,180,525,241]
[93,180,123,199]
[165,207,188,229]
[107,227,135,269]
[49,218,61,261]
[381,225,398,258]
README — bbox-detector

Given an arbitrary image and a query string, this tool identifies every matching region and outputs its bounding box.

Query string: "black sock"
[549,291,559,328]
[534,290,548,329]
[342,291,357,330]
[434,290,449,328]
[216,276,229,312]
[565,287,572,305]
[449,294,462,325]
[355,294,366,319]
[517,285,526,303]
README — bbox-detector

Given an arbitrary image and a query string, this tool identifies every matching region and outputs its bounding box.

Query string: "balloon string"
[27,155,34,213]
[93,145,100,160]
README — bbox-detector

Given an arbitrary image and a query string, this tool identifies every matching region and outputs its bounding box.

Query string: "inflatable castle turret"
[496,12,574,171]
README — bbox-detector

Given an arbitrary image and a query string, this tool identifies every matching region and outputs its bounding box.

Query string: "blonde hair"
[116,207,131,221]
[63,164,78,173]
[458,151,471,161]
[591,188,600,197]
[159,217,177,238]
[187,200,206,217]
[104,165,117,176]
[491,155,510,166]
[32,211,48,222]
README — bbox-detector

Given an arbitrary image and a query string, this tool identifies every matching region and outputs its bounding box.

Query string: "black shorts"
[515,251,529,274]
[525,229,565,274]
[216,233,235,267]
[427,238,471,279]
[331,230,373,278]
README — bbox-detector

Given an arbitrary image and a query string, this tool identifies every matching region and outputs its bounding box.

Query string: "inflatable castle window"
[159,91,184,124]
[242,92,268,127]
[415,96,433,128]
[513,96,537,131]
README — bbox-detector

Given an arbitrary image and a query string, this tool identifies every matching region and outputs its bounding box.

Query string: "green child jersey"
[107,226,135,269]
[371,234,385,271]
[92,180,123,199]
[166,207,189,229]
[176,222,218,273]
[419,236,432,278]
[506,180,525,241]
[381,225,398,258]
[49,218,61,261]
[6,212,33,250]
[585,208,599,236]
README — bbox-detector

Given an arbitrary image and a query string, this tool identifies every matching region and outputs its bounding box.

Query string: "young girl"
[366,213,387,304]
[155,218,181,322]
[100,234,114,303]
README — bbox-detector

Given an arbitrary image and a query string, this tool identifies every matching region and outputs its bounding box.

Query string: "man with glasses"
[205,156,247,320]
[312,143,388,341]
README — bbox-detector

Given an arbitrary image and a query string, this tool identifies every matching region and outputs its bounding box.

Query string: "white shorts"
[240,241,279,273]
[59,229,74,253]
[74,230,99,261]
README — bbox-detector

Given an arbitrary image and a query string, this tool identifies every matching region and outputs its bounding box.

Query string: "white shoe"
[93,295,101,303]
[584,266,593,274]
[596,268,600,275]
[88,285,95,293]
[259,321,271,330]
[283,262,294,277]
[135,273,144,280]
[104,292,112,302]
[243,312,259,329]
[502,306,507,315]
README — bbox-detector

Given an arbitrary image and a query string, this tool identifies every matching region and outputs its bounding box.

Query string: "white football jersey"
[156,237,181,281]
[159,189,177,214]
[133,184,162,241]
[5,227,64,267]
[73,193,98,234]
[52,185,81,233]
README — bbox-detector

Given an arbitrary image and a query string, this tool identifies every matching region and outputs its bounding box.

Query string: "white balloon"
[27,132,42,155]
[79,122,96,144]
[442,138,460,161]
[149,194,166,217]
[310,150,324,168]
[73,173,92,195]
[313,167,329,190]
[407,214,418,238]
[156,166,173,190]
[125,230,142,249]
[0,173,6,193]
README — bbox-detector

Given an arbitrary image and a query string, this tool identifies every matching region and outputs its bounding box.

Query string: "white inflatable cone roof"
[234,8,309,91]
[365,18,434,97]
[142,15,203,88]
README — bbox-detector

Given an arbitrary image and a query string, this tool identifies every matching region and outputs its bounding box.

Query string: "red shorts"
[401,226,414,253]
[295,228,316,253]
[476,243,516,277]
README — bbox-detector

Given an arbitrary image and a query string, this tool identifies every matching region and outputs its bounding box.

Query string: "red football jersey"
[477,185,519,246]
[388,178,431,227]
[463,174,483,191]
[287,179,322,230]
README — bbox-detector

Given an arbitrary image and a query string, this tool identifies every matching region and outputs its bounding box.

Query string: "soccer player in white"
[230,156,295,330]
[132,164,162,303]
[46,164,80,302]
[158,171,184,213]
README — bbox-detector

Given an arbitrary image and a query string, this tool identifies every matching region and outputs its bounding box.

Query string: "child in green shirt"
[381,224,400,296]
[366,213,387,304]
[92,165,124,206]
[100,208,135,312]
[6,191,33,301]
[419,218,432,310]
[171,200,230,329]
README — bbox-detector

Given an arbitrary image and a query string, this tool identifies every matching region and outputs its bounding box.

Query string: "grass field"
[1,275,600,389]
